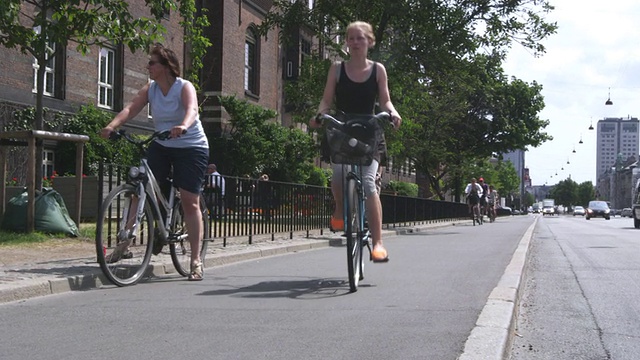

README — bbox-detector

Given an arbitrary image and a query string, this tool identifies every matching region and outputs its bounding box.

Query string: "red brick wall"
[220,2,280,111]
[0,1,184,124]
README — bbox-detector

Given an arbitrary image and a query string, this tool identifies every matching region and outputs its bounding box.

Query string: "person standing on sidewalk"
[100,44,209,281]
[205,164,226,219]
[309,21,402,262]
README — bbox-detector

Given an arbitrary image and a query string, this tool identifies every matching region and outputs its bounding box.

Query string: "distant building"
[500,149,526,209]
[596,117,639,181]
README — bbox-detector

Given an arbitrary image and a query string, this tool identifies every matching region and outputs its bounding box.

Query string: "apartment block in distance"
[596,117,639,181]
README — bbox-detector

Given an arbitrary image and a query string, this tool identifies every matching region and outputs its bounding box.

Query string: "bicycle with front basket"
[317,112,391,292]
[95,130,209,286]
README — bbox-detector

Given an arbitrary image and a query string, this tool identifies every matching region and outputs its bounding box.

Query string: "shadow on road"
[195,277,365,299]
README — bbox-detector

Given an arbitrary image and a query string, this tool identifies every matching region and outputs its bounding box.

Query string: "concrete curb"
[458,216,538,360]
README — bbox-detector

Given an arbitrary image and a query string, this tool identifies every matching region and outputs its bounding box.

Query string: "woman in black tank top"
[309,21,402,263]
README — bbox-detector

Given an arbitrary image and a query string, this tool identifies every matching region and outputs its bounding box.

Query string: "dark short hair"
[150,44,180,78]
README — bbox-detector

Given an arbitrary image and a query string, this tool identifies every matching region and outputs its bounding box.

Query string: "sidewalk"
[0,219,460,304]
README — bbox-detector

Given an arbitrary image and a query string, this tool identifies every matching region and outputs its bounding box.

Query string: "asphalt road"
[510,215,640,360]
[0,216,536,360]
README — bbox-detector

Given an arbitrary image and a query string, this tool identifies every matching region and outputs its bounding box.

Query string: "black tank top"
[335,61,378,114]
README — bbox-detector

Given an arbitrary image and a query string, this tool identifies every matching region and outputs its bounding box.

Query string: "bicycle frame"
[128,157,176,242]
[343,164,367,240]
[113,130,178,243]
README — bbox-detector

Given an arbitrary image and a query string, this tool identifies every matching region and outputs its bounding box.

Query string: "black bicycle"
[317,112,391,292]
[95,130,209,286]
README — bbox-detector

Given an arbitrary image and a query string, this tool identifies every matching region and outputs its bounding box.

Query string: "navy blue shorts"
[147,141,208,195]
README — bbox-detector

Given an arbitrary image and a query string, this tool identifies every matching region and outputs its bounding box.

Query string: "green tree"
[495,160,520,204]
[549,178,578,208]
[214,96,317,183]
[259,0,557,199]
[523,192,535,208]
[576,181,596,208]
[56,104,139,176]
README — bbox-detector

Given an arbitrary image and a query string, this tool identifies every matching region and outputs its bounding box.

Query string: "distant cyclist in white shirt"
[464,178,484,222]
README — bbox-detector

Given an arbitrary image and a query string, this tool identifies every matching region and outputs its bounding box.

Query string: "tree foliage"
[259,0,557,198]
[56,104,139,176]
[549,178,578,208]
[214,96,317,183]
[576,181,596,207]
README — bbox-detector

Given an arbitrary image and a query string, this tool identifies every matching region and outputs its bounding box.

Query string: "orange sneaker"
[371,245,389,263]
[330,217,344,232]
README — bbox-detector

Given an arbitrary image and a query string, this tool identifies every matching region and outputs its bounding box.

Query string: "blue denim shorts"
[147,141,208,195]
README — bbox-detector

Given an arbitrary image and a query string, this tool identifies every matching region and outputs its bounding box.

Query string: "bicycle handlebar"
[315,112,391,127]
[109,129,186,145]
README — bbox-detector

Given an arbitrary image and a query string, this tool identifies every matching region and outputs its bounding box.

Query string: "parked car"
[621,208,633,218]
[586,200,611,220]
[573,206,585,216]
[496,206,512,216]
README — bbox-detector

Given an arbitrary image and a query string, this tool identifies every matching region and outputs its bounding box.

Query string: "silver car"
[573,206,585,216]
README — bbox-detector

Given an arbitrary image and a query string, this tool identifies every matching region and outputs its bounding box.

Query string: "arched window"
[244,27,259,96]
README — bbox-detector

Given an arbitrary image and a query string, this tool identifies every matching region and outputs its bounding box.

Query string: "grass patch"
[0,223,96,247]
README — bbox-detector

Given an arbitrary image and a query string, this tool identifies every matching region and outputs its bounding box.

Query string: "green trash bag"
[1,188,80,237]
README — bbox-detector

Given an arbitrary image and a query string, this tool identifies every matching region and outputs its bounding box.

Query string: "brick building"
[0,1,415,186]
[0,0,284,178]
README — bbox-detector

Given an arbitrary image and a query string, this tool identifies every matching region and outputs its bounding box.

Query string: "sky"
[502,0,640,186]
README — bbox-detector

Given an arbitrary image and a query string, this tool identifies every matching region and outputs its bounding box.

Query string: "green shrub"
[387,180,418,197]
[56,104,139,175]
[306,166,329,187]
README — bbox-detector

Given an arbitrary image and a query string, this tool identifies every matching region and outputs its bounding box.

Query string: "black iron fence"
[98,163,469,246]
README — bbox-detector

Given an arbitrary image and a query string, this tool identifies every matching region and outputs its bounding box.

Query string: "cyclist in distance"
[465,177,484,221]
[487,184,498,222]
[100,44,209,281]
[478,177,489,218]
[309,21,402,262]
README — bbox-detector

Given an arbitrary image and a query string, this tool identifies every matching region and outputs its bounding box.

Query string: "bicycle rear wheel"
[170,195,210,276]
[96,184,154,287]
[345,177,363,292]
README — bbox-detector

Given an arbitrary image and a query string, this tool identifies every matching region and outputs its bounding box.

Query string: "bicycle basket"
[325,116,381,165]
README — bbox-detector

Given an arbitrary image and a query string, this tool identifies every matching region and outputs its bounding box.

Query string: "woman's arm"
[376,62,402,129]
[173,80,199,138]
[101,83,150,138]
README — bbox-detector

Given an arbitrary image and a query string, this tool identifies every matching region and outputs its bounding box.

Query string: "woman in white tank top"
[100,44,209,281]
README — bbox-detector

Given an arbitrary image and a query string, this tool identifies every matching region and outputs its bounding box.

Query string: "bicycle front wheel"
[96,184,154,287]
[170,194,210,276]
[345,178,363,292]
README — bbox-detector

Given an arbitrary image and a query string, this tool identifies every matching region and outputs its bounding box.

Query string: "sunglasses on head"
[148,60,161,66]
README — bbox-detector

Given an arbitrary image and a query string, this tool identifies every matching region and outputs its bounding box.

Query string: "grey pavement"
[0,216,537,360]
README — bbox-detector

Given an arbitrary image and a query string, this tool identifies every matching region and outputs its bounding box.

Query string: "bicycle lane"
[0,219,461,304]
[0,216,535,360]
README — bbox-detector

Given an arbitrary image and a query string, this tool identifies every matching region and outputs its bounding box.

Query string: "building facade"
[595,117,639,182]
[0,1,416,187]
[502,149,526,209]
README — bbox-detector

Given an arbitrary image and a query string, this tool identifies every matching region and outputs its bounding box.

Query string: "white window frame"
[32,26,55,96]
[244,30,258,94]
[98,47,115,109]
[42,149,55,179]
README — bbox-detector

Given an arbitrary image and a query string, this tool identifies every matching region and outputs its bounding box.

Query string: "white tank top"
[147,78,208,149]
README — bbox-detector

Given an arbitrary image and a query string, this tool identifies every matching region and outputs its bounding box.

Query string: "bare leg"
[179,189,203,265]
[331,177,343,219]
[366,193,383,247]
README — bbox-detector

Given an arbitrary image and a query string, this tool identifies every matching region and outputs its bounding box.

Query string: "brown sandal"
[188,261,203,281]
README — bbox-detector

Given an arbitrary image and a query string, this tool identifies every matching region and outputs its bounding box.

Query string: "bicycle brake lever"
[109,131,123,141]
